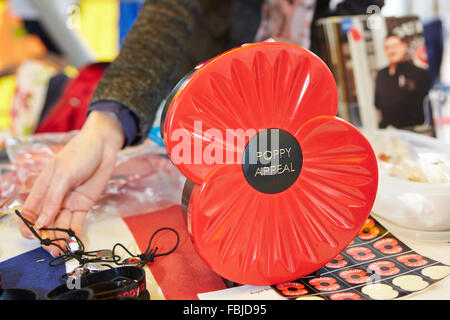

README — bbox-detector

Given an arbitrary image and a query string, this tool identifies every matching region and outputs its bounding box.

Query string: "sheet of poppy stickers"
[272,216,450,300]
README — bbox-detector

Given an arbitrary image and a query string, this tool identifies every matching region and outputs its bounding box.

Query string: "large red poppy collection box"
[161,42,379,285]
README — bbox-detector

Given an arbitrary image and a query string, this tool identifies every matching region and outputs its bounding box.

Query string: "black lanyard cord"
[113,227,180,267]
[15,209,180,274]
[15,210,67,253]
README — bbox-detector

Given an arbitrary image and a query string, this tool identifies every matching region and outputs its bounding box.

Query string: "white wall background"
[382,0,449,21]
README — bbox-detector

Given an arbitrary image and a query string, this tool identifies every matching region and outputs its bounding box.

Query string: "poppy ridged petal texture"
[163,42,338,184]
[162,42,378,285]
[188,117,378,285]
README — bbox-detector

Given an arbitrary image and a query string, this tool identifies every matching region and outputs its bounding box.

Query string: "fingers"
[18,124,118,250]
[64,154,116,213]
[31,209,87,258]
[70,211,88,239]
[46,210,87,257]
[39,228,56,257]
[50,209,72,257]
[20,163,52,239]
[23,188,46,219]
[23,159,54,230]
[18,210,39,240]
[36,164,73,229]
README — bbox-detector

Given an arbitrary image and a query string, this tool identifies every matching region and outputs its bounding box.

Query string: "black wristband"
[46,266,148,300]
[0,288,38,300]
[48,288,94,300]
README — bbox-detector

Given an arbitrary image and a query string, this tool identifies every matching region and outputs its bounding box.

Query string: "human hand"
[18,111,125,257]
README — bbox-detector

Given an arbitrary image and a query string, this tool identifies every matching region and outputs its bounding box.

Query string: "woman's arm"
[19,0,229,254]
[90,0,226,144]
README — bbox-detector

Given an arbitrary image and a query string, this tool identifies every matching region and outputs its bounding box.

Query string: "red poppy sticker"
[339,269,371,284]
[330,292,362,300]
[275,282,309,296]
[358,218,381,240]
[396,254,428,267]
[368,261,401,276]
[373,238,403,254]
[326,254,348,269]
[346,247,376,261]
[308,277,341,292]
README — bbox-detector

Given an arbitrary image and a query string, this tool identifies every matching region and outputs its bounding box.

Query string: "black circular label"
[242,129,302,194]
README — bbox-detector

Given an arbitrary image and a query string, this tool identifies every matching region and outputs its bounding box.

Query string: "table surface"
[0,205,448,300]
[0,149,448,300]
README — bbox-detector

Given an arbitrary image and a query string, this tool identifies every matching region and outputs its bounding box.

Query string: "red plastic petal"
[164,42,337,183]
[186,115,377,285]
[293,116,378,240]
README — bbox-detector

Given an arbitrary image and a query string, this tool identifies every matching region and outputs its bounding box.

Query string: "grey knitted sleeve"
[90,0,227,144]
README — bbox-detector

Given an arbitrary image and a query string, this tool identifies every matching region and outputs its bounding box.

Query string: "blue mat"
[0,248,66,299]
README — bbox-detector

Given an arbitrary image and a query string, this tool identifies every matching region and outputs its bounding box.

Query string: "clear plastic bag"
[2,131,184,220]
[5,131,77,194]
[0,163,24,222]
[93,143,185,218]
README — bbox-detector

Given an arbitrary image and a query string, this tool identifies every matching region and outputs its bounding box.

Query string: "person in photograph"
[375,33,431,129]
